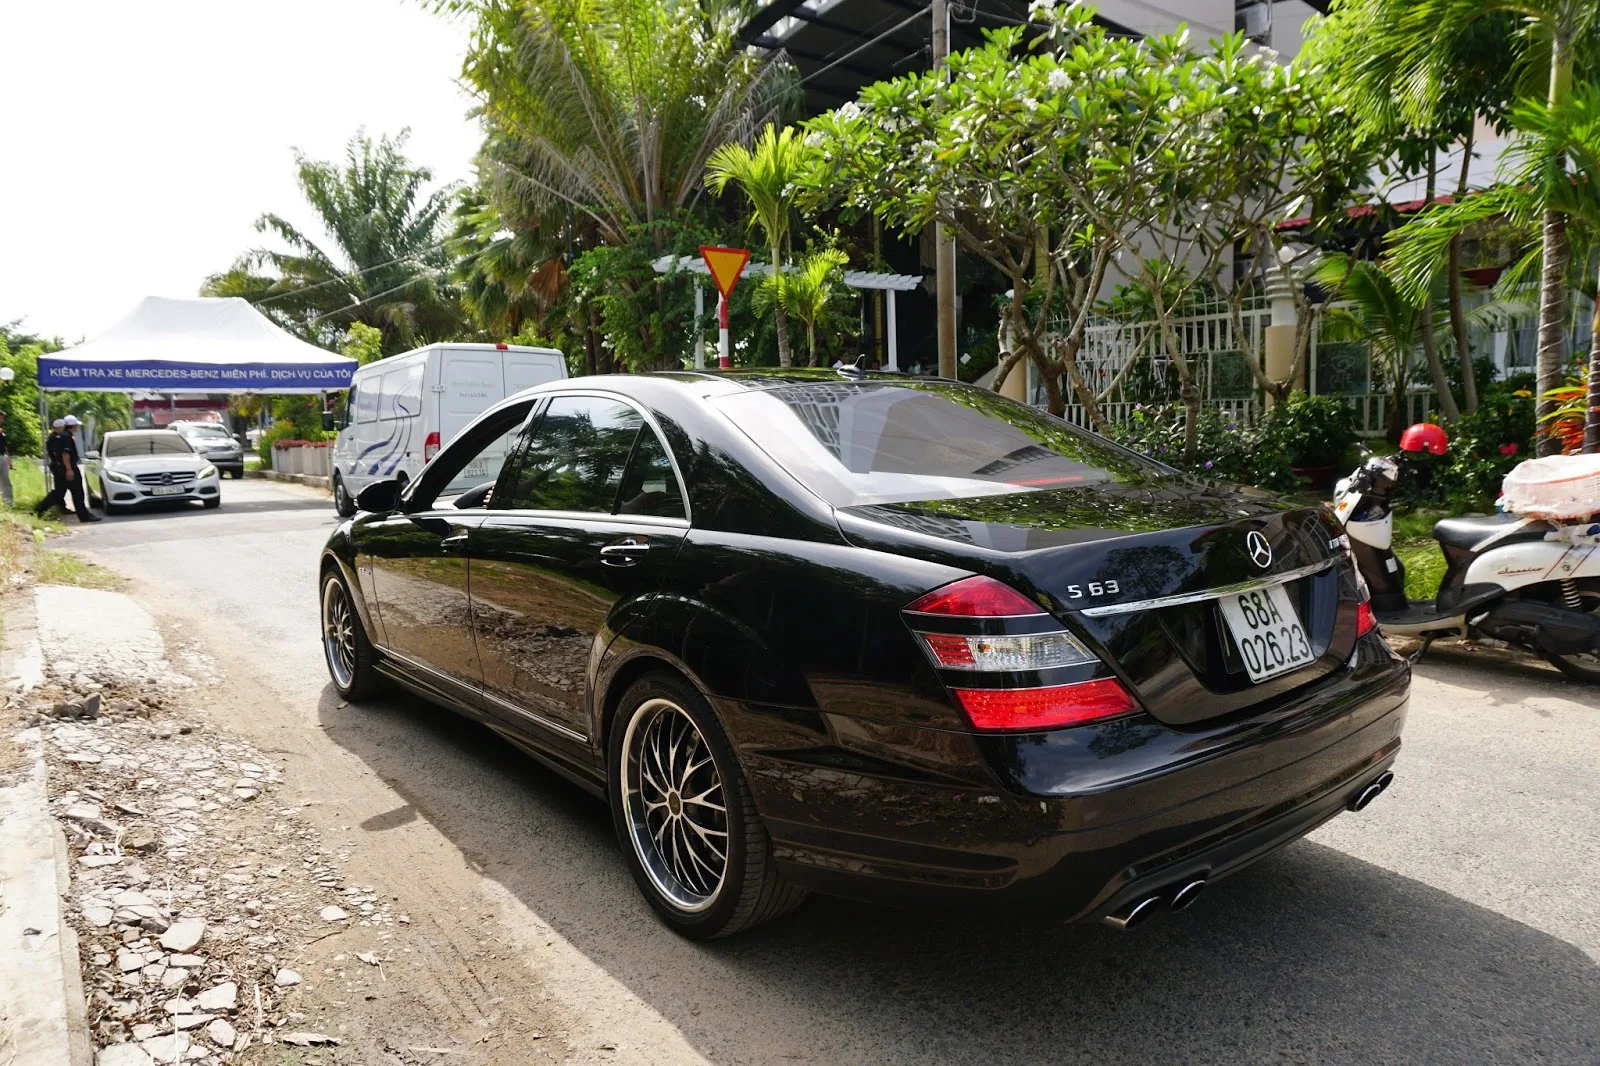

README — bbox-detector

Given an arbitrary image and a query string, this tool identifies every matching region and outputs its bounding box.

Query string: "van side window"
[380,363,426,420]
[353,379,381,423]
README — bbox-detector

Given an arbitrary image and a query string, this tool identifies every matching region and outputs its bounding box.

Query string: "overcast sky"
[0,0,480,343]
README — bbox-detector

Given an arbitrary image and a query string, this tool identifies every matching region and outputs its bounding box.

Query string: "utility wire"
[799,5,932,88]
[250,230,476,308]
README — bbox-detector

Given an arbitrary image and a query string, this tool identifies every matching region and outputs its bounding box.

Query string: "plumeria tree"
[804,6,1180,426]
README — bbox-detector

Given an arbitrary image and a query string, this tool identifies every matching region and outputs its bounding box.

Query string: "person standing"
[34,416,100,522]
[0,410,12,508]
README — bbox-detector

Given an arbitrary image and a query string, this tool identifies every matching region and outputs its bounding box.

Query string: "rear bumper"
[737,639,1409,921]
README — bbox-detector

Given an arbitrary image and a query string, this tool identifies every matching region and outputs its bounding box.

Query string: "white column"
[694,281,706,369]
[886,290,899,371]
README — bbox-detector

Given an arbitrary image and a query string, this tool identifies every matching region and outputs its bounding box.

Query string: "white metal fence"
[1039,294,1442,437]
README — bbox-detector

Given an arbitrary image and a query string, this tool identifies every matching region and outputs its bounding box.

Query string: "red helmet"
[1399,423,1449,456]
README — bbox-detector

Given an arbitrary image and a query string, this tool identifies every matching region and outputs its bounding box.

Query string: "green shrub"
[1262,393,1358,468]
[1108,405,1297,491]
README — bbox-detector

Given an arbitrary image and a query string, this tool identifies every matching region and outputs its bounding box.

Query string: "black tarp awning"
[739,0,1141,115]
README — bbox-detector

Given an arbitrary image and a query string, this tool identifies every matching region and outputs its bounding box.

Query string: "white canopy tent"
[38,296,357,394]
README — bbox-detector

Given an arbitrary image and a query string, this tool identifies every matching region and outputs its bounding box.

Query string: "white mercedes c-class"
[88,430,222,514]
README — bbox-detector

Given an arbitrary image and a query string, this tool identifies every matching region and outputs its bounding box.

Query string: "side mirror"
[355,479,402,514]
[322,412,336,432]
[85,450,100,460]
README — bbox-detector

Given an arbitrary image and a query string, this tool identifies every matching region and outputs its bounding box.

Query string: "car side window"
[504,396,643,513]
[342,386,358,429]
[616,426,685,519]
[410,400,536,508]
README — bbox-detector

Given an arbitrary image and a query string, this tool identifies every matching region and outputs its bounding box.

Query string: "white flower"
[804,131,825,147]
[1047,68,1070,92]
[836,101,863,122]
[1027,0,1057,15]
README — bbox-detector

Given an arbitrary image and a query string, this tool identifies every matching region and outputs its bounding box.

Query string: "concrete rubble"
[16,595,400,1064]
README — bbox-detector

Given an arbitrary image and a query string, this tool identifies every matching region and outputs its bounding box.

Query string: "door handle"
[440,533,470,552]
[600,538,650,567]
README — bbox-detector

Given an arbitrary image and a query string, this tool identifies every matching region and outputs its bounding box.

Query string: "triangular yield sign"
[700,245,752,298]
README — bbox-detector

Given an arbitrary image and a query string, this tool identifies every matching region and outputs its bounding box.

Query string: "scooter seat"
[1432,512,1547,551]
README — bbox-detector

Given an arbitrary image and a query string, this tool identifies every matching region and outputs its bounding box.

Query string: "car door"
[470,393,690,742]
[356,399,536,710]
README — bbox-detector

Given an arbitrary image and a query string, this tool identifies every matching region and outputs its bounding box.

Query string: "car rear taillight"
[424,431,441,462]
[1356,600,1376,637]
[905,575,1041,616]
[952,679,1138,732]
[905,575,1138,732]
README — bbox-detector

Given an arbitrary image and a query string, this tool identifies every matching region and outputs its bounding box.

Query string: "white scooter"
[1333,424,1600,679]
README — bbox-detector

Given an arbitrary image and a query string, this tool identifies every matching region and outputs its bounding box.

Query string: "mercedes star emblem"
[1246,530,1273,569]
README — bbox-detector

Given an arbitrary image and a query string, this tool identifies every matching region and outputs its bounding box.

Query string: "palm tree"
[1392,84,1600,451]
[203,130,463,354]
[1313,255,1439,442]
[705,126,813,366]
[1346,0,1600,450]
[459,0,791,246]
[451,186,572,339]
[756,247,848,366]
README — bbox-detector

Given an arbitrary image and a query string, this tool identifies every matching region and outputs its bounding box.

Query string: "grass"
[0,458,121,592]
[1390,507,1455,602]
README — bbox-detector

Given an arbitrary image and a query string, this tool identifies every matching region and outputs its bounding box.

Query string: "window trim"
[489,389,692,524]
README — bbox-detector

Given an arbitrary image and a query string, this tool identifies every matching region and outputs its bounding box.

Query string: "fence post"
[1263,263,1299,405]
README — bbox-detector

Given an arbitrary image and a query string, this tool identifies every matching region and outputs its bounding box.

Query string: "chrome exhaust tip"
[1347,770,1395,812]
[1170,879,1206,912]
[1101,895,1163,931]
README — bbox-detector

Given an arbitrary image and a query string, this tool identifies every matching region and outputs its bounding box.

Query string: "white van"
[330,343,566,515]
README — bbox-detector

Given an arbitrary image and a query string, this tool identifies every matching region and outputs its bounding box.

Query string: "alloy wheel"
[322,577,357,689]
[620,698,729,913]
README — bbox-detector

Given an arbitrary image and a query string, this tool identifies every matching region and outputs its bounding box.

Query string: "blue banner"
[38,358,355,391]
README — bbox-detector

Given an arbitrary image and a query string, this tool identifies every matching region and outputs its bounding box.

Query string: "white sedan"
[88,430,222,514]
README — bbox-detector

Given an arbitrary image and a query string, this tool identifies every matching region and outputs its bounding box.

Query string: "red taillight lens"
[906,575,1043,617]
[424,431,441,462]
[952,679,1138,732]
[1356,600,1376,637]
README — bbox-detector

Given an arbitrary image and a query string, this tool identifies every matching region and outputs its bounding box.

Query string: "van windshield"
[713,381,1165,507]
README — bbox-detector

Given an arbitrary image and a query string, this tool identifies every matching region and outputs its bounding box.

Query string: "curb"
[0,594,92,1066]
[245,469,331,493]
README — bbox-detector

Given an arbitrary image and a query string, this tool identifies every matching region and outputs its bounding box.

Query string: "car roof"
[510,367,938,405]
[105,429,184,436]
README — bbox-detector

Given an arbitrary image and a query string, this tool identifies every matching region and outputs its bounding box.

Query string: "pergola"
[651,254,923,369]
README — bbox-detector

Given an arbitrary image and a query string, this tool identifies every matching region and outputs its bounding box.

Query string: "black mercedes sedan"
[318,370,1409,939]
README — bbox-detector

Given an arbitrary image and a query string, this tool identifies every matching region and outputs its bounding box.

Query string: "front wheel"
[333,473,356,518]
[321,569,381,700]
[609,672,804,939]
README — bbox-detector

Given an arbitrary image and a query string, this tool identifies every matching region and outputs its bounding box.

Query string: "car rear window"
[713,381,1164,507]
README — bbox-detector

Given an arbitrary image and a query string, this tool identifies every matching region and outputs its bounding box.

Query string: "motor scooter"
[1333,447,1600,679]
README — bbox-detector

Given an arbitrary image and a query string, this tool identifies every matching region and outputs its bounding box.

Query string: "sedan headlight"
[198,464,218,480]
[103,470,134,484]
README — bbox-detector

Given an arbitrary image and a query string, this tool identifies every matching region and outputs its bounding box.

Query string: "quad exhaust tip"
[1348,770,1395,812]
[1101,894,1163,931]
[1170,879,1206,912]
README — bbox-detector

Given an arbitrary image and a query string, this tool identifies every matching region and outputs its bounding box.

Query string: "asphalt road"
[68,479,1600,1065]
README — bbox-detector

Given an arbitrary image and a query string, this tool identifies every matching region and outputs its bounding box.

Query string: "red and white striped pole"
[719,292,731,369]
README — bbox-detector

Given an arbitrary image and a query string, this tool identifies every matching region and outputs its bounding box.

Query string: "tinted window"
[715,381,1164,507]
[505,396,642,513]
[427,401,535,502]
[616,427,685,518]
[380,363,425,420]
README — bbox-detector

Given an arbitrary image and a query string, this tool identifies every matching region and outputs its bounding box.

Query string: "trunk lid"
[838,479,1360,726]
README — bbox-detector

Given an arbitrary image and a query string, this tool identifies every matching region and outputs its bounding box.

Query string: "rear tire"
[321,569,381,700]
[333,473,356,518]
[608,671,804,939]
